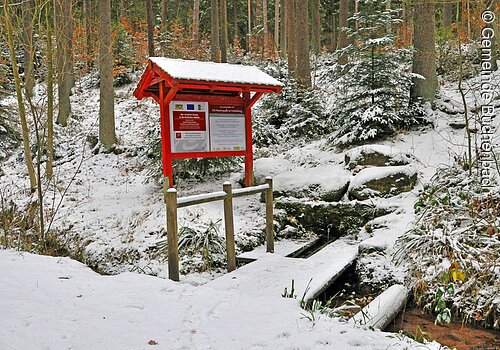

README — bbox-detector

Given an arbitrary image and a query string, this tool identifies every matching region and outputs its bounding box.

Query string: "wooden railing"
[165,177,274,281]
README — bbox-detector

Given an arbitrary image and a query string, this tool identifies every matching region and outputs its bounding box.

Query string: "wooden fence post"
[162,176,170,203]
[223,182,236,272]
[265,177,274,253]
[166,188,180,281]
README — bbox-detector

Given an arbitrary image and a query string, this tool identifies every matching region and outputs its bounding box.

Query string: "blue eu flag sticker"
[187,104,195,110]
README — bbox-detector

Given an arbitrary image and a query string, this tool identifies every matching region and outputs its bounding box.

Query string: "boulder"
[275,198,391,236]
[274,164,350,202]
[344,145,413,170]
[348,165,417,200]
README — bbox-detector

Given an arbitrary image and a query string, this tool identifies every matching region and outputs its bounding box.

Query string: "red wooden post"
[243,91,254,187]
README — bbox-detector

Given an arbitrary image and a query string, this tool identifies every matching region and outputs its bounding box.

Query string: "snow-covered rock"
[344,145,413,170]
[275,198,391,235]
[348,165,418,200]
[274,164,351,202]
[240,157,293,185]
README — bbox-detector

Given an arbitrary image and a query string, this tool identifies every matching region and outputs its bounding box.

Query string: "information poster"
[169,101,209,153]
[209,104,246,151]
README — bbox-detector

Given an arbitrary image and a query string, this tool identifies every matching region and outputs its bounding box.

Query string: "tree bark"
[338,0,349,64]
[22,0,35,97]
[296,0,311,87]
[83,0,92,71]
[443,2,453,30]
[274,0,280,51]
[162,0,167,31]
[247,0,252,51]
[411,0,438,102]
[99,0,116,149]
[54,0,72,126]
[211,0,221,61]
[262,0,269,52]
[331,11,337,51]
[120,0,126,18]
[286,0,297,75]
[220,0,228,62]
[311,0,320,54]
[280,0,287,58]
[193,0,200,47]
[46,4,54,180]
[146,0,155,56]
[3,0,37,190]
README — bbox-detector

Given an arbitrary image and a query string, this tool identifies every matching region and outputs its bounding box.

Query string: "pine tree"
[333,0,424,146]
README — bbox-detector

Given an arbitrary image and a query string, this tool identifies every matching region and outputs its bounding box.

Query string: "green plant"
[433,283,455,325]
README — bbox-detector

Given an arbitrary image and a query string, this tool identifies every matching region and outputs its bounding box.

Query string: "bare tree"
[411,0,438,102]
[146,0,155,57]
[310,0,321,54]
[211,0,221,61]
[162,0,167,31]
[286,0,297,75]
[220,0,229,62]
[274,0,280,51]
[247,0,252,51]
[3,0,37,191]
[46,3,54,180]
[338,0,349,64]
[296,0,311,87]
[99,0,116,149]
[280,0,287,58]
[262,0,269,51]
[54,0,72,126]
[22,0,35,97]
[193,0,200,47]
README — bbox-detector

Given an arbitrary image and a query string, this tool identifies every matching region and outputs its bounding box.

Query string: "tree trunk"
[311,0,320,54]
[54,0,72,126]
[338,0,349,64]
[232,0,238,42]
[274,0,280,51]
[46,4,54,180]
[411,0,438,102]
[280,0,287,58]
[262,0,269,52]
[296,0,311,87]
[443,2,453,30]
[193,0,200,47]
[332,11,337,51]
[99,0,116,149]
[211,0,221,61]
[220,0,228,62]
[83,0,92,71]
[162,0,167,31]
[146,0,155,56]
[247,0,252,51]
[120,0,126,18]
[386,0,392,34]
[3,0,37,191]
[286,0,297,75]
[22,0,35,98]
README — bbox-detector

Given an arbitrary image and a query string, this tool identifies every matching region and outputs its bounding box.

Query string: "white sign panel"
[169,101,209,153]
[209,104,246,152]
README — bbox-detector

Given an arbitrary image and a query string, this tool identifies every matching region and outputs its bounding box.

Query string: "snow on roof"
[149,57,283,87]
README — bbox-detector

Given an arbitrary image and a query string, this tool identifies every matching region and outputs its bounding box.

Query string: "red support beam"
[243,91,254,187]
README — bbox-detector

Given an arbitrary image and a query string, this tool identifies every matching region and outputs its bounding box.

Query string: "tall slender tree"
[411,0,438,101]
[296,0,311,87]
[286,0,297,75]
[46,3,54,179]
[280,1,287,58]
[146,0,155,57]
[247,0,252,51]
[22,0,35,97]
[54,0,72,126]
[83,0,92,71]
[311,0,321,54]
[162,0,168,31]
[220,0,229,62]
[262,0,269,51]
[193,0,200,47]
[274,0,280,51]
[338,0,349,64]
[99,0,116,148]
[211,0,221,61]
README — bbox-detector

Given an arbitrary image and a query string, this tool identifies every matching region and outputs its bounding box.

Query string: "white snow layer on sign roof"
[149,57,283,87]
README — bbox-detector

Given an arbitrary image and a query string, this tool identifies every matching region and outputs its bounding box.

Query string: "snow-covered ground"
[0,65,498,348]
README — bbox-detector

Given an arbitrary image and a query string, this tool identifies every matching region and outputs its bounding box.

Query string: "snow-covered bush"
[436,40,481,81]
[254,61,329,147]
[395,165,500,329]
[329,0,427,147]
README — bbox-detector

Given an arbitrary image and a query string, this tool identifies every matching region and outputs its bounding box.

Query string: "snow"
[0,250,442,350]
[344,144,413,165]
[150,57,284,87]
[349,165,417,191]
[350,284,409,330]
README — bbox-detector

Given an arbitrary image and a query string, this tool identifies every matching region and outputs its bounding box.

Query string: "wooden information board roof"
[134,58,283,100]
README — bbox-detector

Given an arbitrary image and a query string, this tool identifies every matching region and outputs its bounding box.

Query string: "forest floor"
[0,66,499,349]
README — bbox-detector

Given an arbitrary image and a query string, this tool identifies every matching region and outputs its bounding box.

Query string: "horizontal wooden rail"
[164,177,274,281]
[177,191,227,208]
